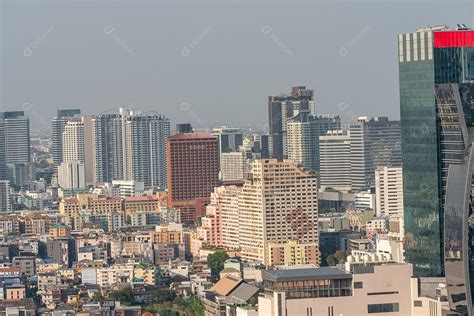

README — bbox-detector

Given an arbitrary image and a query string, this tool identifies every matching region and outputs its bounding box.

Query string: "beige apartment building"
[238,159,319,266]
[258,263,447,316]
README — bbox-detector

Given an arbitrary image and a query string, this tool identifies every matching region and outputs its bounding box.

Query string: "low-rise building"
[258,263,426,316]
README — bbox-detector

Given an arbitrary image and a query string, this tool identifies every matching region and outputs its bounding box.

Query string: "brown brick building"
[166,133,219,223]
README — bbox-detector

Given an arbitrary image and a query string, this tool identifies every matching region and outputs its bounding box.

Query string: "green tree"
[326,254,337,266]
[183,295,204,316]
[207,250,229,279]
[111,285,134,305]
[334,250,348,264]
[152,289,176,304]
[92,293,104,302]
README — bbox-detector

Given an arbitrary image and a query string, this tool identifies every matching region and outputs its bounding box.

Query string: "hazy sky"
[1,0,473,133]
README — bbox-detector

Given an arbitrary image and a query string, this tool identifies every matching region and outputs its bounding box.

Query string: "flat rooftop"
[262,267,352,282]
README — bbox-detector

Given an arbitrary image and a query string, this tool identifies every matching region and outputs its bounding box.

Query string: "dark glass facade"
[400,28,474,315]
[399,32,442,277]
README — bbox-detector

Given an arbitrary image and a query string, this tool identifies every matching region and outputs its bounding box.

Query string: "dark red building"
[166,133,219,223]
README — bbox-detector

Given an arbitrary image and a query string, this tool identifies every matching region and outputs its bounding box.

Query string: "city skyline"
[0,0,473,313]
[2,1,473,133]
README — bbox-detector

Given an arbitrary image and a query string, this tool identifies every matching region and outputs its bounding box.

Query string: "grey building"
[93,109,170,188]
[51,109,81,168]
[268,86,314,160]
[124,113,170,188]
[0,181,10,212]
[0,112,30,182]
[92,112,125,183]
[12,256,36,279]
[46,238,76,268]
[286,111,341,171]
[349,117,401,191]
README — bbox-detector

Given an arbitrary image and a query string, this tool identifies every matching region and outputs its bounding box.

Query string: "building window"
[413,300,422,307]
[367,303,399,313]
[354,281,363,289]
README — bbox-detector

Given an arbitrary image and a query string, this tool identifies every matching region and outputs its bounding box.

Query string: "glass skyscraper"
[399,25,474,314]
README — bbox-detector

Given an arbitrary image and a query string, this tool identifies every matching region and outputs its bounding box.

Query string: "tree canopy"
[207,250,229,279]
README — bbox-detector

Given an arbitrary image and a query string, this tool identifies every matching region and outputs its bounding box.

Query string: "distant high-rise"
[212,126,243,153]
[268,86,314,160]
[175,123,193,134]
[0,123,5,180]
[308,115,342,171]
[124,113,170,188]
[0,180,11,212]
[58,161,86,190]
[375,166,403,217]
[220,151,247,182]
[92,112,124,183]
[166,133,219,223]
[92,109,169,188]
[63,120,85,164]
[399,25,474,313]
[0,111,30,164]
[319,130,352,192]
[286,111,311,169]
[256,134,270,159]
[0,112,30,183]
[349,117,401,191]
[286,112,341,171]
[238,159,319,266]
[51,109,81,168]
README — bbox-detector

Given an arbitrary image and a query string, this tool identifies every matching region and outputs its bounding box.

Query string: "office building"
[0,112,30,164]
[286,111,311,169]
[375,166,403,217]
[354,191,376,210]
[58,162,86,190]
[220,152,247,182]
[286,112,342,171]
[62,117,94,185]
[0,181,10,212]
[253,134,270,159]
[0,112,30,182]
[175,123,193,134]
[238,159,319,266]
[212,126,243,153]
[62,120,85,164]
[268,86,314,160]
[51,109,81,168]
[0,123,5,180]
[319,130,352,191]
[111,180,145,197]
[349,116,401,191]
[6,163,29,187]
[308,115,342,171]
[399,25,474,313]
[166,133,219,223]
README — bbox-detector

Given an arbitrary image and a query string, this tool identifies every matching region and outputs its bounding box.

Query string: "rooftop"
[168,132,217,140]
[124,196,159,202]
[262,267,351,282]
